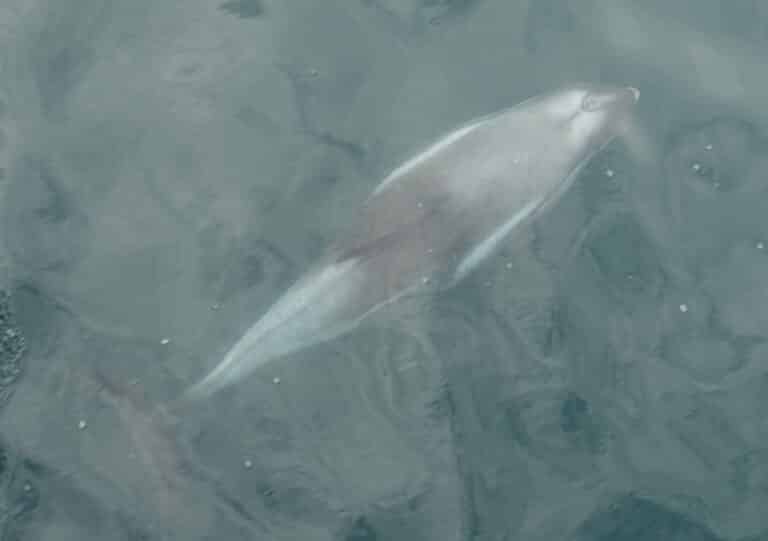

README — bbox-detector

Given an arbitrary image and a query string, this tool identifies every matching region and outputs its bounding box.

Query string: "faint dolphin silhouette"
[186,84,640,399]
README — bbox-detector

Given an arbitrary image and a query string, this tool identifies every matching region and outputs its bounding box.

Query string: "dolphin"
[185,83,640,399]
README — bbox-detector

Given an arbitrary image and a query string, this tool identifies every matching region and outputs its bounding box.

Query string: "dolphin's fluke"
[183,347,272,401]
[184,256,373,400]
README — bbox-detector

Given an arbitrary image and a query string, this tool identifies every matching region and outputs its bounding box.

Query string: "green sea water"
[0,1,766,540]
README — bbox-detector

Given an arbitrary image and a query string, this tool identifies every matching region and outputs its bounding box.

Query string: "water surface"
[0,1,767,540]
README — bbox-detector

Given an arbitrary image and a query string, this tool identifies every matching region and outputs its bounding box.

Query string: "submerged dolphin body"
[186,84,640,399]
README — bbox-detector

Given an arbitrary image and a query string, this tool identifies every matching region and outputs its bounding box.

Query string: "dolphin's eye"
[581,92,612,112]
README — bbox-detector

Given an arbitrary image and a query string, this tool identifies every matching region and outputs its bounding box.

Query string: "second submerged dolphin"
[187,84,640,399]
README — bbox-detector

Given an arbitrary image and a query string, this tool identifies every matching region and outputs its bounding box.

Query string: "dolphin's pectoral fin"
[452,198,542,284]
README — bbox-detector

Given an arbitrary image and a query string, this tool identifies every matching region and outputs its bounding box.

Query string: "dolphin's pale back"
[186,84,640,398]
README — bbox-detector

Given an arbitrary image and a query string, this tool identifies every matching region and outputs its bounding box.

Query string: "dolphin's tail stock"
[184,256,371,400]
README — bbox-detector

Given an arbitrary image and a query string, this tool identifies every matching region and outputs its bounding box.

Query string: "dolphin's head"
[539,84,640,152]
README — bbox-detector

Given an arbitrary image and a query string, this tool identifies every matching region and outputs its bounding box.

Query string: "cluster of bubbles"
[0,290,24,407]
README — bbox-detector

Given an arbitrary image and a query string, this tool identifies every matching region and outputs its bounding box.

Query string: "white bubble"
[272,377,281,384]
[160,338,170,345]
[757,241,765,250]
[78,420,87,430]
[244,459,253,469]
[704,143,713,151]
[691,163,701,172]
[679,304,689,313]
[605,168,615,178]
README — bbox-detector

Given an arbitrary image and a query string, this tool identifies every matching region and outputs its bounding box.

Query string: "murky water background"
[0,1,767,540]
